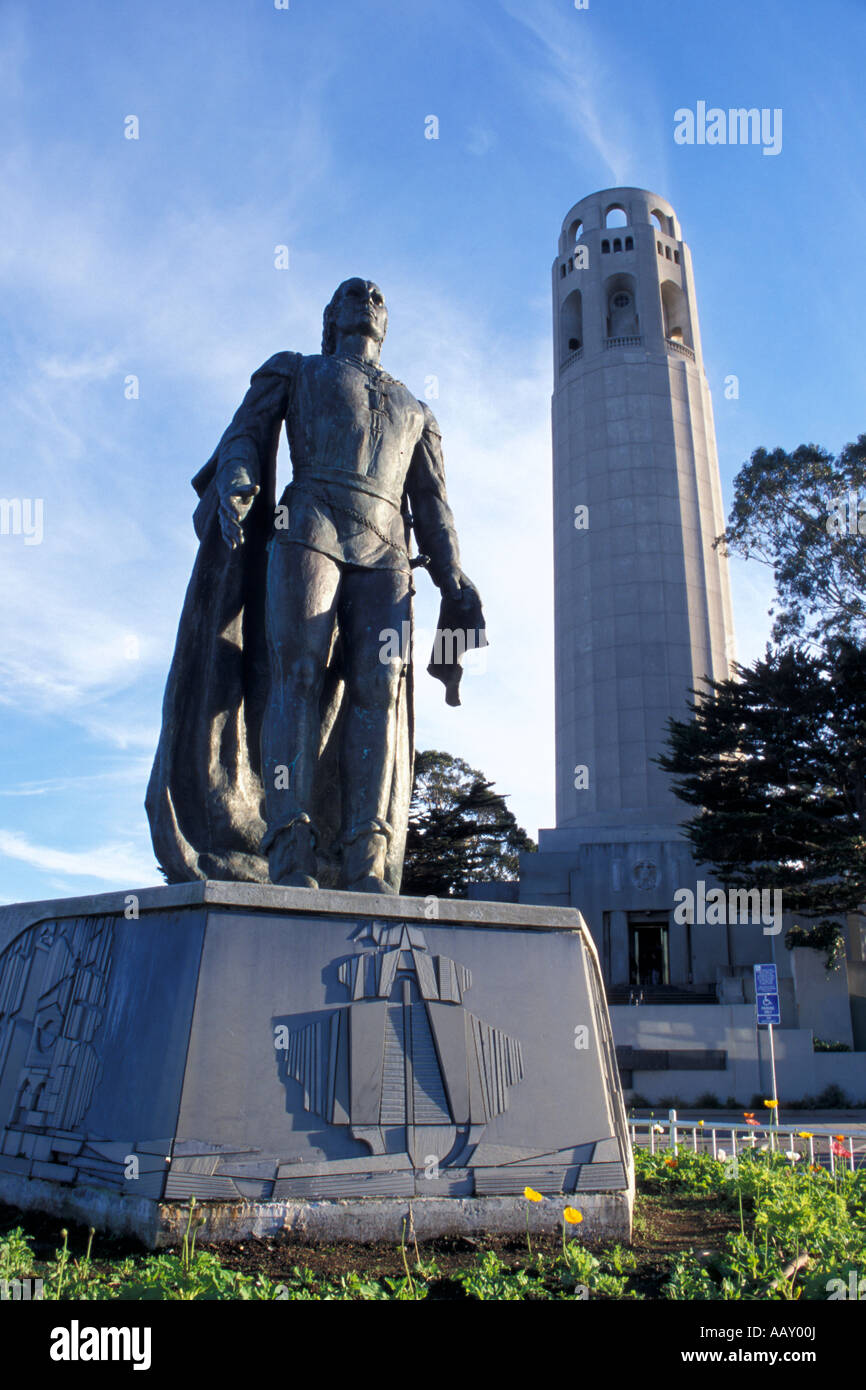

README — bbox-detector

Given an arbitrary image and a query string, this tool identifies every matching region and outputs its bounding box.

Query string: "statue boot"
[340,819,396,895]
[264,814,318,889]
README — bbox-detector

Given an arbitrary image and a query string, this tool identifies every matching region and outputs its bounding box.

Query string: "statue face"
[331,278,388,348]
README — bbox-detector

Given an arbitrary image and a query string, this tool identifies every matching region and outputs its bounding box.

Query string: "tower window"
[601,240,610,254]
[613,238,622,253]
[625,236,633,251]
[665,246,672,259]
[560,264,566,278]
[661,280,692,348]
[560,288,583,361]
[657,241,663,255]
[568,256,574,271]
[674,250,680,264]
[606,276,638,337]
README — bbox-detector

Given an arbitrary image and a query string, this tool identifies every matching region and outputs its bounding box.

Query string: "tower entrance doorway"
[628,916,670,988]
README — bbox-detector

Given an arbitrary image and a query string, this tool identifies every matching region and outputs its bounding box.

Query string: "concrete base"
[0,1171,633,1247]
[0,882,633,1246]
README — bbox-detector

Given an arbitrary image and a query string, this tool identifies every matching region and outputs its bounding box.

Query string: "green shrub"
[815,1083,851,1108]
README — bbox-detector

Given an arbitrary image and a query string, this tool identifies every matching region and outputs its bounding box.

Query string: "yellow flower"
[698,1120,705,1127]
[798,1131,812,1139]
[524,1186,543,1203]
[763,1099,778,1108]
[563,1207,583,1225]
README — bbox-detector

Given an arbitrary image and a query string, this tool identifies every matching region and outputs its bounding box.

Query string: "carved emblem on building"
[631,860,659,891]
[279,922,524,1168]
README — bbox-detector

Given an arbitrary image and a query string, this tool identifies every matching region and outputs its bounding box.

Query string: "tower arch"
[560,288,584,356]
[660,279,692,347]
[604,273,638,337]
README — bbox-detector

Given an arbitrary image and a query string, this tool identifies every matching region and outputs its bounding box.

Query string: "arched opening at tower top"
[660,279,692,347]
[560,288,583,357]
[605,205,628,228]
[568,219,583,247]
[604,273,638,338]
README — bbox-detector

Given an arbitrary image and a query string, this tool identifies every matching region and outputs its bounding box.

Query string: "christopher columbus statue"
[146,278,485,894]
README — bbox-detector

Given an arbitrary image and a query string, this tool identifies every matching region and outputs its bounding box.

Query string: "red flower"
[831,1139,852,1159]
[743,1113,759,1126]
[664,1157,678,1168]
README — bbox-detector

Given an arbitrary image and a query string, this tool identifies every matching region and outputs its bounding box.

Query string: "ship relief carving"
[278,922,524,1170]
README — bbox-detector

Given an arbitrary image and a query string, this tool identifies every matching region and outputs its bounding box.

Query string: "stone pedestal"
[0,883,633,1246]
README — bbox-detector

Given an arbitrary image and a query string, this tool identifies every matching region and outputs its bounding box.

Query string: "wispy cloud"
[496,0,663,186]
[37,353,121,382]
[0,764,151,797]
[0,829,158,886]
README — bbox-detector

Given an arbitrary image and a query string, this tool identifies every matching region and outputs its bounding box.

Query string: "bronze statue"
[147,279,485,893]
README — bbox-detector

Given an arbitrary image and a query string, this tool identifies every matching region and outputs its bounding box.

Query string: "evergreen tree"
[657,642,866,966]
[401,749,536,898]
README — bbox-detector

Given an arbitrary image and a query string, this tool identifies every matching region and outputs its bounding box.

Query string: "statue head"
[322,278,388,356]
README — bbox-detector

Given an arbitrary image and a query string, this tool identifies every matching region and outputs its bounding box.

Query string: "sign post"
[754,964,781,1126]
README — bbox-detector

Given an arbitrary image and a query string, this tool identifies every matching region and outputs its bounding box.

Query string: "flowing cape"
[145,426,414,889]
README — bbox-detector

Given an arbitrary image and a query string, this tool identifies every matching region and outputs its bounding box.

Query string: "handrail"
[560,348,583,369]
[628,1115,860,1173]
[665,337,695,360]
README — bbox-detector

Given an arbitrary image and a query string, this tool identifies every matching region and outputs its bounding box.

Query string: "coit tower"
[520,187,737,996]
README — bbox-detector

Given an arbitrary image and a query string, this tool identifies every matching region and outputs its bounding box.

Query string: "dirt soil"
[1,1191,740,1299]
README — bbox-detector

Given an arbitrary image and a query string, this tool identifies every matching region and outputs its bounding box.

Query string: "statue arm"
[406,404,476,604]
[215,352,300,549]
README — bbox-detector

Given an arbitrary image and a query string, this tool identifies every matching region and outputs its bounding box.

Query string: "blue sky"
[0,0,863,904]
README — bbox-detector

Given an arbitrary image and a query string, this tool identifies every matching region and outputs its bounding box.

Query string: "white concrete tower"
[521,188,737,997]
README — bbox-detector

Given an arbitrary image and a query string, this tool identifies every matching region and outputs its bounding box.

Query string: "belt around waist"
[288,467,403,510]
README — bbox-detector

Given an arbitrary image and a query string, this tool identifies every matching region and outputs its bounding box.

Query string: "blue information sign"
[754,963,777,993]
[754,964,781,1026]
[756,992,781,1026]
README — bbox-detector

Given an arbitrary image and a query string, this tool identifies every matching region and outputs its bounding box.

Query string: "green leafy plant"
[0,1227,34,1281]
[639,1143,866,1301]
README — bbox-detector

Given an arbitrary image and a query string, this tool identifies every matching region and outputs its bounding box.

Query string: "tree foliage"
[718,434,866,649]
[657,642,866,965]
[401,749,536,899]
